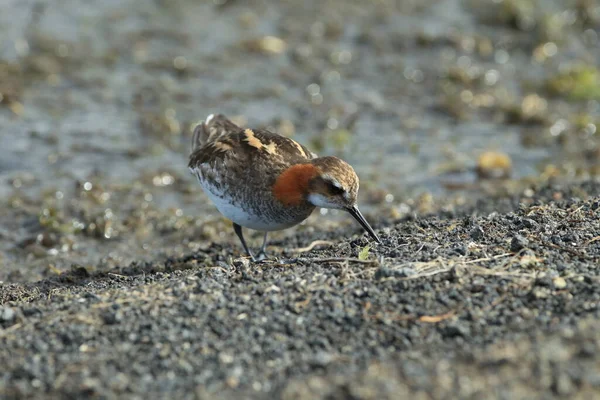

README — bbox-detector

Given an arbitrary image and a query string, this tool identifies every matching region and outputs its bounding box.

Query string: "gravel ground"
[2,1,600,398]
[2,0,600,282]
[2,180,600,399]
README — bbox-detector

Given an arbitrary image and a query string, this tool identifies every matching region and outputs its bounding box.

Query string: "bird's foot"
[254,250,269,261]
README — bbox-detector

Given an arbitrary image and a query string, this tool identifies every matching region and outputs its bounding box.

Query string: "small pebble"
[521,218,538,229]
[1,307,16,323]
[476,151,512,179]
[441,323,470,338]
[553,277,567,289]
[469,225,484,240]
[511,234,529,252]
[102,310,123,325]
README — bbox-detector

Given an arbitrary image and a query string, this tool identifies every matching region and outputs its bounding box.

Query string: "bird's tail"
[190,114,240,153]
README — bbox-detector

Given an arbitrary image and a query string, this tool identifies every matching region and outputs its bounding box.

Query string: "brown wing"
[188,121,316,172]
[188,132,243,170]
[190,114,241,153]
[244,128,317,161]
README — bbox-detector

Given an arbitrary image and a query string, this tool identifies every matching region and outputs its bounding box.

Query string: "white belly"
[195,174,299,231]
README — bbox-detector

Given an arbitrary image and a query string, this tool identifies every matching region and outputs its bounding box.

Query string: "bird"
[188,114,381,261]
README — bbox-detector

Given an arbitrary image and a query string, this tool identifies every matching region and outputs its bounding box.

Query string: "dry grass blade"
[300,257,379,265]
[291,240,334,253]
[583,236,600,247]
[468,265,536,280]
[419,310,456,323]
[381,253,515,281]
[384,257,452,281]
[530,237,589,258]
[462,253,512,264]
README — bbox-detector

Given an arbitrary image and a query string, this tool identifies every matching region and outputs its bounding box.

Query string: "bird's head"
[273,156,381,243]
[306,156,359,210]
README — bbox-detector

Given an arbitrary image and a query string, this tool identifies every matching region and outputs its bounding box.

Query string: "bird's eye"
[327,182,345,195]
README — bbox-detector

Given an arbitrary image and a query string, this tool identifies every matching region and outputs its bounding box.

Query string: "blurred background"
[0,0,598,282]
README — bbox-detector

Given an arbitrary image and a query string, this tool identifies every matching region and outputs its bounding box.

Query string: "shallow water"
[0,0,598,281]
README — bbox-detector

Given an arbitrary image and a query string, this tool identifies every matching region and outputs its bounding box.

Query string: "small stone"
[393,267,416,278]
[553,371,574,395]
[469,225,484,241]
[374,266,415,280]
[534,276,553,287]
[0,307,15,323]
[476,151,512,179]
[22,307,41,317]
[520,252,540,268]
[37,232,58,248]
[520,308,534,319]
[579,341,596,357]
[451,245,468,256]
[310,352,334,367]
[70,264,90,277]
[243,36,287,55]
[511,234,529,252]
[232,257,250,269]
[101,310,122,325]
[521,218,538,229]
[441,323,470,338]
[553,277,567,289]
[470,280,486,293]
[374,267,392,280]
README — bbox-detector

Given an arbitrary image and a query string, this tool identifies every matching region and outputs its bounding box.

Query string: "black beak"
[346,206,382,244]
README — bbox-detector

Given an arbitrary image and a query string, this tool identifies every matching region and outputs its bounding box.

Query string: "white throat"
[308,193,344,210]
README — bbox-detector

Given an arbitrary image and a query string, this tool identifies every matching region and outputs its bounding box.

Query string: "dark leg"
[233,223,256,261]
[255,232,269,260]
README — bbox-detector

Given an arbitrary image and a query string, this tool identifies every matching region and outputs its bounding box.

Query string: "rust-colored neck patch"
[273,164,319,206]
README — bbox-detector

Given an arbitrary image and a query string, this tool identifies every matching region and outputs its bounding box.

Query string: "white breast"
[193,171,299,232]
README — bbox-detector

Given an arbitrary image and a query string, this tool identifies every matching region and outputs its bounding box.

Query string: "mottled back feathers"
[188,114,319,227]
[188,114,316,172]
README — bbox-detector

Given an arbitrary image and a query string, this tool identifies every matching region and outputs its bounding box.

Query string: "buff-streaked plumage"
[188,114,380,260]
